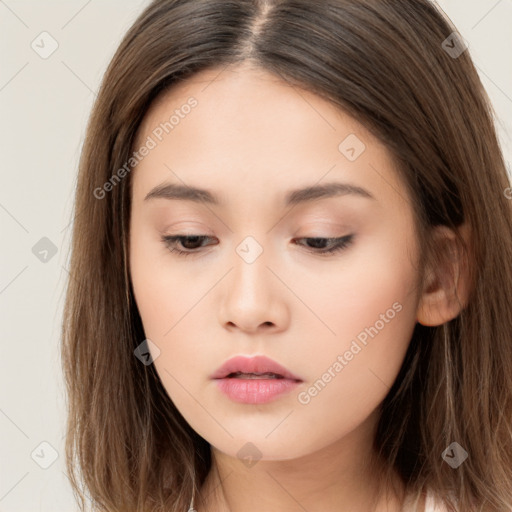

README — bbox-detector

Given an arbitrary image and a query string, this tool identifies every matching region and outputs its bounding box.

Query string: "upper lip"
[210,355,302,381]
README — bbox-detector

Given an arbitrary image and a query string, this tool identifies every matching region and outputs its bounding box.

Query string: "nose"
[217,246,289,334]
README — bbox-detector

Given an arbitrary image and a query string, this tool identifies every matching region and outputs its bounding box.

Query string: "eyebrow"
[144,181,376,206]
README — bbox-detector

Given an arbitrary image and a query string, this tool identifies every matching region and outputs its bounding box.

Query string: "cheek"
[129,222,214,398]
[291,230,419,400]
[129,218,196,333]
[282,264,418,455]
[293,228,418,344]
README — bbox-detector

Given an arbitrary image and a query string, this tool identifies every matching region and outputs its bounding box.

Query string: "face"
[129,63,422,462]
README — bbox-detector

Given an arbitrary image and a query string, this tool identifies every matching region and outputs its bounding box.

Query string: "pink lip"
[210,355,302,380]
[210,355,303,404]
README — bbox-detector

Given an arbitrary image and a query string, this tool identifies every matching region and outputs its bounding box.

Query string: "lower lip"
[214,377,301,404]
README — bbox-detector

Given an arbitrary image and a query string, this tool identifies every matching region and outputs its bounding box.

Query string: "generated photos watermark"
[297,301,403,405]
[93,96,198,200]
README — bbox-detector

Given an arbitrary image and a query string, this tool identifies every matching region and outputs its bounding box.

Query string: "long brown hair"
[61,1,512,510]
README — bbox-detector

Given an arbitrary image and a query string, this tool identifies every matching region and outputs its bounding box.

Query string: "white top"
[187,489,449,511]
[424,489,449,512]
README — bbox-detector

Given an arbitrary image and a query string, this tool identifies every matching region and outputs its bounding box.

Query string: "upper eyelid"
[163,234,348,241]
[162,234,352,246]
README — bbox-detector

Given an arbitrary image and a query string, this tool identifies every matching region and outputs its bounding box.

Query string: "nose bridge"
[231,233,272,299]
[218,232,286,331]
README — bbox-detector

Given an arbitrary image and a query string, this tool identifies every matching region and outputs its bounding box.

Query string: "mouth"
[211,355,303,404]
[225,371,288,380]
[210,355,303,382]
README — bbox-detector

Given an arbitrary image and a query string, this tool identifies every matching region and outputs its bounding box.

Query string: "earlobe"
[416,224,472,327]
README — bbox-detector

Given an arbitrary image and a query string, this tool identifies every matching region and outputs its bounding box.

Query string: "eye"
[160,234,355,257]
[161,235,213,257]
[293,235,354,256]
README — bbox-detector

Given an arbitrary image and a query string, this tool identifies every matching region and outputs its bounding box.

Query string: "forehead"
[135,64,369,151]
[131,64,408,212]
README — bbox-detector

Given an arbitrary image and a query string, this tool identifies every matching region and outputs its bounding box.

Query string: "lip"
[210,355,303,404]
[210,355,302,381]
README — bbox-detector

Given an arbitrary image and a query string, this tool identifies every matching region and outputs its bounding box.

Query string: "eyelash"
[160,234,354,258]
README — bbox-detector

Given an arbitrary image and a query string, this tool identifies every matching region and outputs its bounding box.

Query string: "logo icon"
[237,442,262,468]
[442,32,468,59]
[31,441,59,469]
[134,339,161,365]
[31,31,59,59]
[338,134,366,162]
[236,236,263,264]
[442,441,468,468]
[32,237,58,263]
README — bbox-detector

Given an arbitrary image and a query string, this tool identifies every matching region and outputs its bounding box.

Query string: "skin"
[129,62,469,512]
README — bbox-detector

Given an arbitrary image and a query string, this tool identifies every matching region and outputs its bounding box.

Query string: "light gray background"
[1,1,511,510]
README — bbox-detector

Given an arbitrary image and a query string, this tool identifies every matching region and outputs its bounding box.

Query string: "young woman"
[61,1,512,511]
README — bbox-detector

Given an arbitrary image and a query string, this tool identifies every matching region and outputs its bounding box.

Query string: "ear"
[416,223,472,326]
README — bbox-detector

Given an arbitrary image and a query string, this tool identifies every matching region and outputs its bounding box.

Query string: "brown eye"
[160,234,355,258]
[293,235,354,256]
[161,235,215,256]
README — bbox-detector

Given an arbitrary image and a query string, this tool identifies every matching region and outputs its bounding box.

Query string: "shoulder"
[424,489,450,512]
